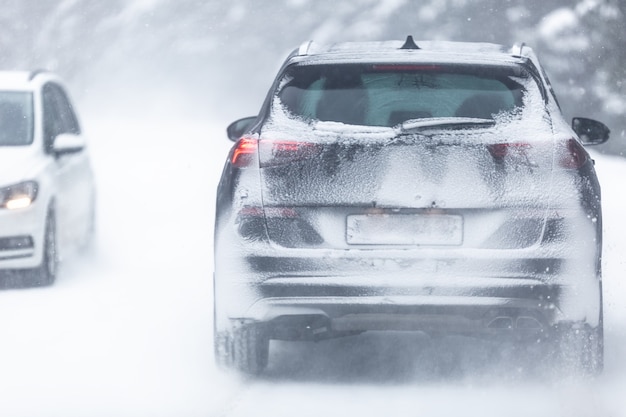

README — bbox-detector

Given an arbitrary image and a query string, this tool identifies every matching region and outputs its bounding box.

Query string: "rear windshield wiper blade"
[400,117,496,132]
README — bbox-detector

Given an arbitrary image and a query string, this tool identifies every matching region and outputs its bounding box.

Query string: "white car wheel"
[31,209,57,286]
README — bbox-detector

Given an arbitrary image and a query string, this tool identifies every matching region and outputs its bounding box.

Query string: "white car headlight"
[0,181,39,209]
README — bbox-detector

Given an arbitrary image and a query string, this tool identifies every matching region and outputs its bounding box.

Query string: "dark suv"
[214,37,610,375]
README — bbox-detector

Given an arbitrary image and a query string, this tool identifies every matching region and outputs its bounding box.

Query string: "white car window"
[0,92,33,146]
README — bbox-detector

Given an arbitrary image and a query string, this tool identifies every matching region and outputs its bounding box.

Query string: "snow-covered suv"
[214,37,610,375]
[0,71,95,287]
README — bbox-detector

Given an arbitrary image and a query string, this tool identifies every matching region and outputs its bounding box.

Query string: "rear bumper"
[216,273,601,341]
[214,226,602,339]
[246,293,557,340]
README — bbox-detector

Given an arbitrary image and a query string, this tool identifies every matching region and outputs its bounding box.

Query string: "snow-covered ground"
[0,112,625,417]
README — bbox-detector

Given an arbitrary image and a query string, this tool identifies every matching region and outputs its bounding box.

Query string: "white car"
[0,71,95,286]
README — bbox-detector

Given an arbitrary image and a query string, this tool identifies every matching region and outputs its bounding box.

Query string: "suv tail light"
[231,136,258,167]
[237,206,322,246]
[259,140,322,167]
[487,142,532,159]
[234,138,322,168]
[558,138,588,169]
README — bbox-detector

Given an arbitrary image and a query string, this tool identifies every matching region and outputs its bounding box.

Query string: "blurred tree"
[530,0,626,153]
[0,1,57,70]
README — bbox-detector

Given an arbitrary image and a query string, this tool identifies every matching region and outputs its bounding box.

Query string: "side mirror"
[53,133,85,156]
[227,116,257,142]
[572,117,610,145]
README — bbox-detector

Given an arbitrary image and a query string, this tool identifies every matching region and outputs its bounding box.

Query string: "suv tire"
[232,324,270,375]
[557,322,603,377]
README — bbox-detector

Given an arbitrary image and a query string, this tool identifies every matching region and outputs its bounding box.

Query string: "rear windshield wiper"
[400,117,496,132]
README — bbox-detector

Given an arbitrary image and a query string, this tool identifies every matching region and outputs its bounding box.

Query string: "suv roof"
[292,37,533,67]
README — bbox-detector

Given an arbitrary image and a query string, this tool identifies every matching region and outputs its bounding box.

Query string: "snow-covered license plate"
[346,214,463,245]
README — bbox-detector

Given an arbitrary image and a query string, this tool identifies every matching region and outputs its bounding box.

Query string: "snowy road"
[0,115,625,417]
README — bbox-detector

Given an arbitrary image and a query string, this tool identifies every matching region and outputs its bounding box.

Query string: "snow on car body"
[214,38,610,374]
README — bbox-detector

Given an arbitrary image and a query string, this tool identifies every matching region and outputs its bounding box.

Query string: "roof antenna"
[400,35,420,50]
[519,42,526,56]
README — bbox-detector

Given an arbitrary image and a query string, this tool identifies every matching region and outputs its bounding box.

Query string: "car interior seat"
[0,101,27,145]
[455,93,508,119]
[388,110,432,126]
[316,72,368,125]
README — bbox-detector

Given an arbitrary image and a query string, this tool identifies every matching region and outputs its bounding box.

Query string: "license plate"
[346,214,463,245]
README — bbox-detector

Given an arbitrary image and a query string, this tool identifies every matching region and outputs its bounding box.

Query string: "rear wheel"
[214,331,234,369]
[231,324,270,375]
[556,322,603,377]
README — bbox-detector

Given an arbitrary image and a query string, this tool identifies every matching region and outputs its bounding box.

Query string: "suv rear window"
[276,64,529,127]
[0,92,34,146]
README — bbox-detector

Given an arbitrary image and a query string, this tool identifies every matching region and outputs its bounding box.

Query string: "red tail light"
[259,140,322,167]
[232,138,322,168]
[559,138,588,169]
[231,137,258,167]
[487,143,532,159]
[372,64,442,71]
[238,206,264,217]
